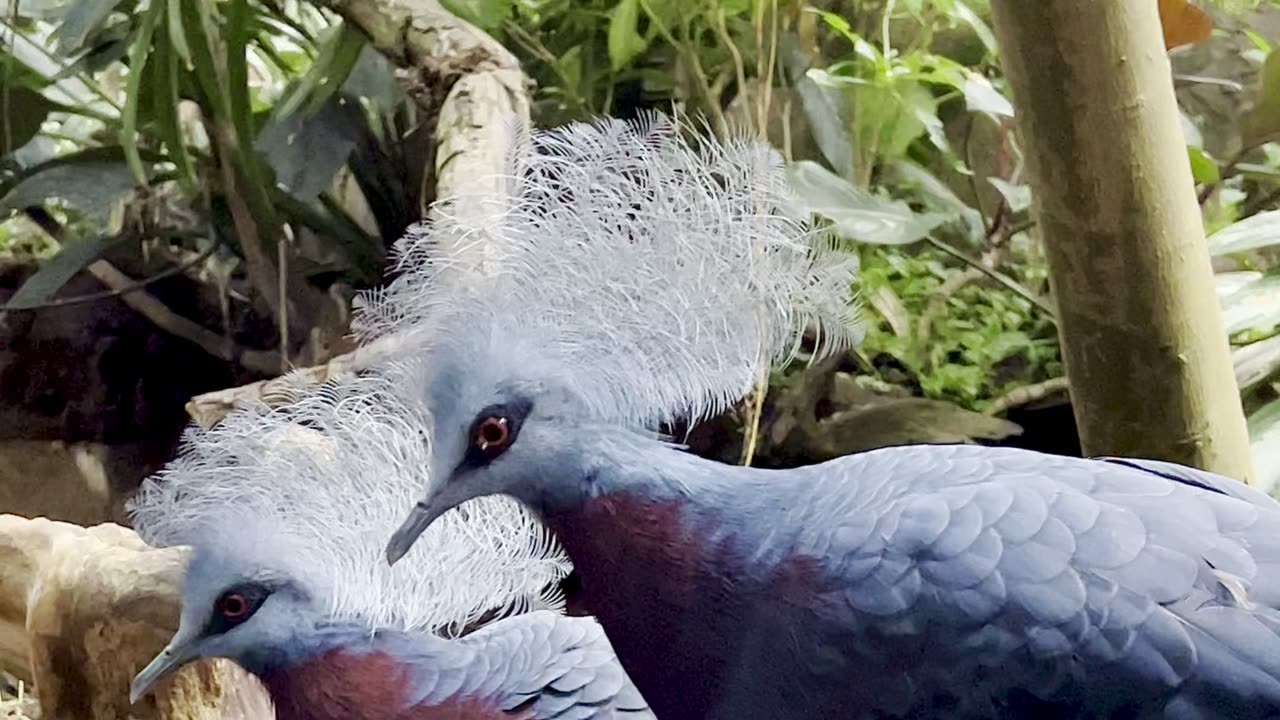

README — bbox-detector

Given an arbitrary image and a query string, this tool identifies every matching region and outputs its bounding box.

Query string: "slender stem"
[924,235,1057,318]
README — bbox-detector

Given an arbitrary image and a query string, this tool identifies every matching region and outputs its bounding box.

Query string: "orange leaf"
[1159,0,1213,51]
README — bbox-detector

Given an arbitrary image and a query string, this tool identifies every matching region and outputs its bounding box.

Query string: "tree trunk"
[988,0,1256,483]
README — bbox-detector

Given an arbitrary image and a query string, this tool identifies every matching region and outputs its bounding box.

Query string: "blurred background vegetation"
[1,0,1280,554]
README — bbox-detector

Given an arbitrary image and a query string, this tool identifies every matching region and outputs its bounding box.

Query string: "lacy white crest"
[353,112,863,428]
[128,371,570,635]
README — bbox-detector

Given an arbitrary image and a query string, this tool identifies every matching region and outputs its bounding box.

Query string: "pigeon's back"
[717,443,1280,719]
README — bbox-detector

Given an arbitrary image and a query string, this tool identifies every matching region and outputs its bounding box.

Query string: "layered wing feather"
[390,612,653,719]
[740,445,1280,719]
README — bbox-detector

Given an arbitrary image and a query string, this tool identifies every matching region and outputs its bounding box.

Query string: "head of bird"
[382,342,631,566]
[130,544,318,703]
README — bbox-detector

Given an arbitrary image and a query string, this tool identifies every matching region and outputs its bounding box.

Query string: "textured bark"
[0,515,271,719]
[989,1,1256,483]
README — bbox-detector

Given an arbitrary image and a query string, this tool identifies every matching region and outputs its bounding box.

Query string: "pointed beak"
[130,644,189,704]
[386,497,447,566]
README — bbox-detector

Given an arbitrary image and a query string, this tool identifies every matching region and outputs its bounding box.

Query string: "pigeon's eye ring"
[216,592,250,621]
[474,416,512,454]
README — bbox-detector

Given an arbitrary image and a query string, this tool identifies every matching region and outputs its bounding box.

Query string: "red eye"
[474,416,511,453]
[216,592,250,620]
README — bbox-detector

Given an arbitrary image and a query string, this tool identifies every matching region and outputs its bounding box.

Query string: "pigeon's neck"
[534,436,805,719]
[247,622,496,720]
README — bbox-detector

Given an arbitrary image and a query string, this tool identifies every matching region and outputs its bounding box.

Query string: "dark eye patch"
[204,582,270,636]
[459,399,533,469]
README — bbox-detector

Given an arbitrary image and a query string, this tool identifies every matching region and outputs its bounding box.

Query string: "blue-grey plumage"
[131,543,653,720]
[388,399,1280,720]
[368,112,1280,718]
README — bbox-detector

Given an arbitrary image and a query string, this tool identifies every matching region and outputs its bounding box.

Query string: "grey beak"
[386,499,446,566]
[130,645,187,704]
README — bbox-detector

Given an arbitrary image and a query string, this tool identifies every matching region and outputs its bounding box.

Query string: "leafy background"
[4,0,1280,712]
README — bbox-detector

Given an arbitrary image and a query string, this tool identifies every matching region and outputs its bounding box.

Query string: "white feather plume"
[354,112,862,429]
[128,370,570,635]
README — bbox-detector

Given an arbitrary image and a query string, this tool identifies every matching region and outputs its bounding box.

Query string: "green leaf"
[795,70,854,180]
[439,0,515,31]
[608,0,648,72]
[1207,210,1280,255]
[226,0,255,152]
[0,148,139,223]
[1220,273,1280,335]
[255,96,362,201]
[276,22,367,120]
[0,86,56,156]
[51,0,124,56]
[961,73,1014,118]
[987,177,1032,214]
[1248,397,1280,495]
[179,0,231,122]
[1187,146,1220,185]
[154,6,196,186]
[1243,49,1280,146]
[340,46,403,112]
[1234,333,1280,392]
[0,46,53,91]
[8,0,78,21]
[168,0,193,67]
[787,160,949,244]
[950,0,998,55]
[120,0,163,185]
[1,234,131,311]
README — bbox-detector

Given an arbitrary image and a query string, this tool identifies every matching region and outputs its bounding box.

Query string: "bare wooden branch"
[85,260,281,376]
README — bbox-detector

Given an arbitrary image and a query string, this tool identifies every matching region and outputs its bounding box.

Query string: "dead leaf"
[1159,0,1213,51]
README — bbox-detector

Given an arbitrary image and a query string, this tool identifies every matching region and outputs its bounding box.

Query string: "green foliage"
[0,0,414,340]
[857,245,1060,411]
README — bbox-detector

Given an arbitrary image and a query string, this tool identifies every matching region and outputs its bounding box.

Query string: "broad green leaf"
[795,70,854,180]
[52,0,124,56]
[1217,271,1264,299]
[1234,333,1280,392]
[950,1,998,55]
[1248,398,1280,495]
[608,0,648,72]
[987,177,1032,213]
[852,81,932,164]
[341,46,403,113]
[9,0,77,21]
[807,8,861,47]
[961,73,1014,118]
[1,234,131,311]
[1220,273,1280,335]
[255,96,362,201]
[0,86,56,156]
[1207,210,1280,255]
[787,160,949,244]
[884,160,985,242]
[1187,146,1220,184]
[440,0,515,31]
[52,35,129,79]
[0,149,138,223]
[0,47,52,91]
